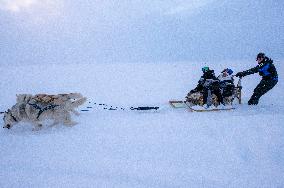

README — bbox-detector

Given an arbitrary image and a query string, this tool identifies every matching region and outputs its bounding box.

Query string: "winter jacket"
[217,74,234,88]
[217,74,235,97]
[190,70,219,93]
[237,58,278,81]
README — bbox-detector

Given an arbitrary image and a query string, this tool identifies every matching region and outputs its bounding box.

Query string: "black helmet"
[256,52,265,61]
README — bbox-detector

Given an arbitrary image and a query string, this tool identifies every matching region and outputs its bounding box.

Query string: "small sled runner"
[169,100,235,112]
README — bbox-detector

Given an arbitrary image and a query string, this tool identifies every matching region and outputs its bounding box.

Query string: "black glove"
[235,72,244,78]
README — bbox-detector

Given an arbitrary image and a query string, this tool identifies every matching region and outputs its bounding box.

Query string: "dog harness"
[10,112,18,122]
[28,103,59,119]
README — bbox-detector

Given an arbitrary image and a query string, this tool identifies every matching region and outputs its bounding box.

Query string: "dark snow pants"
[203,84,223,105]
[248,79,278,105]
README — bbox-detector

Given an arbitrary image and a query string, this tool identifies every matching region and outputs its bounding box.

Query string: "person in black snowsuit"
[217,68,235,98]
[235,53,278,105]
[189,67,223,106]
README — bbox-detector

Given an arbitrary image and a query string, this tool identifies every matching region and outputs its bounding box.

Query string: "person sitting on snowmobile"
[189,66,223,106]
[218,68,235,99]
[235,53,278,105]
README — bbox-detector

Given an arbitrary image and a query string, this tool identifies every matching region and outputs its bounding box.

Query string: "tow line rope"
[80,101,159,112]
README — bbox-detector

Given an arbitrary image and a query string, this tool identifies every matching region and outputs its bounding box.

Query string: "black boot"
[248,94,259,105]
[248,99,258,105]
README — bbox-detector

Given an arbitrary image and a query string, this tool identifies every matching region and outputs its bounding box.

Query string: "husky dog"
[3,93,87,130]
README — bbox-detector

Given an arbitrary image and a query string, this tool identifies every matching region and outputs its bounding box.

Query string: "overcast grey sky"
[0,0,283,64]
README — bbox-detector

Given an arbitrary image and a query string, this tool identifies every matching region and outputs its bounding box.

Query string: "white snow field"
[0,0,283,187]
[0,61,283,188]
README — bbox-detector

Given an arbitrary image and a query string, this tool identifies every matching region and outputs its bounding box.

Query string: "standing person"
[235,53,278,105]
[189,67,223,107]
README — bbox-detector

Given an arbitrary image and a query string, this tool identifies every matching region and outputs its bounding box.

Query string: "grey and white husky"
[3,93,87,130]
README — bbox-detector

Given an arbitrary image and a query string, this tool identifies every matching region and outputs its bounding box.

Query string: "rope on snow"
[80,101,159,112]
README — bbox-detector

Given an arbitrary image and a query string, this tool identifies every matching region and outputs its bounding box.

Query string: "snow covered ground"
[0,61,283,188]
